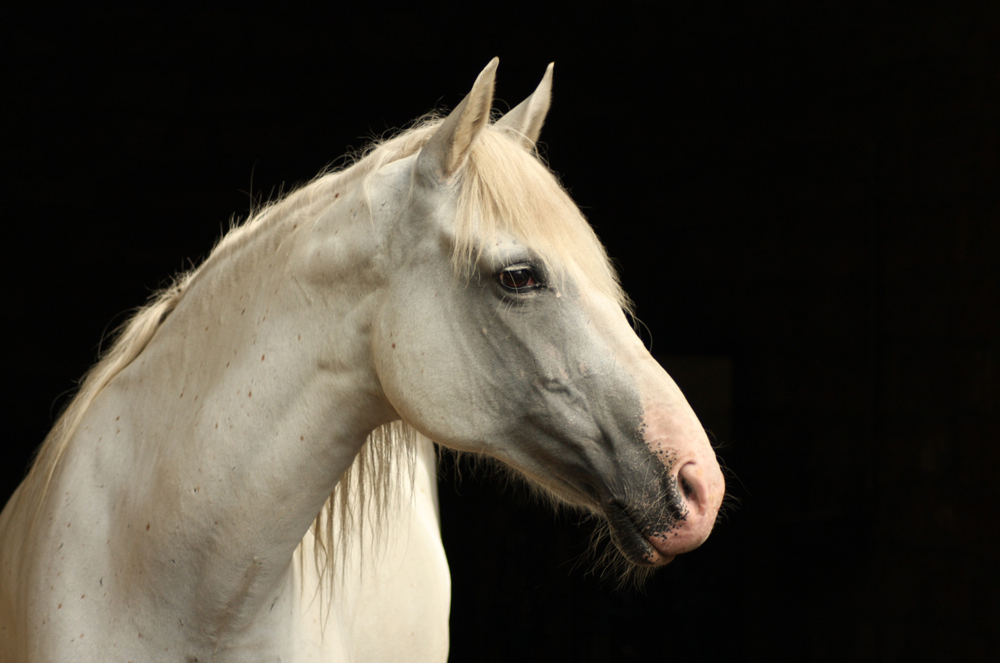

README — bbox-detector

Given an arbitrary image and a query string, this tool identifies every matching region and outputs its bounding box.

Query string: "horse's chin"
[603,502,676,567]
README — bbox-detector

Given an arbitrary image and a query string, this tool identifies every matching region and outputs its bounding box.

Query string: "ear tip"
[543,63,554,85]
[477,57,500,87]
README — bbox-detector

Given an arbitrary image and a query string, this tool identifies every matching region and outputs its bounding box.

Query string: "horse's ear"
[416,58,498,183]
[494,62,553,149]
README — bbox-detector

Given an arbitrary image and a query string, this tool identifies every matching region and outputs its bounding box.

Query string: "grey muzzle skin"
[494,362,697,566]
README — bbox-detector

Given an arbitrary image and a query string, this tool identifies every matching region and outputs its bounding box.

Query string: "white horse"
[0,59,724,662]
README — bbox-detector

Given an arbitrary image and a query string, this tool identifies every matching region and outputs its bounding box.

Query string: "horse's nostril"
[679,474,694,500]
[677,462,709,516]
[649,459,725,557]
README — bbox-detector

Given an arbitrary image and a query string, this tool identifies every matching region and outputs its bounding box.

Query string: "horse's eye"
[498,267,540,291]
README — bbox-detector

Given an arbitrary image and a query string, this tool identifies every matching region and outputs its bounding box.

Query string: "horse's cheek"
[374,290,456,419]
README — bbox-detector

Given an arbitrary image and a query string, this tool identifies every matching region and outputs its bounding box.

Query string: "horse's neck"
[60,192,395,644]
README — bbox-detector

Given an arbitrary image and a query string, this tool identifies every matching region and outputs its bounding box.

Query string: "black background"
[3,2,998,661]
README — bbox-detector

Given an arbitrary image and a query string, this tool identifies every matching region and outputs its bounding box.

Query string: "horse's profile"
[0,59,724,661]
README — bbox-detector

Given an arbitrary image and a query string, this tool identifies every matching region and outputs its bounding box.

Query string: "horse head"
[339,59,725,566]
